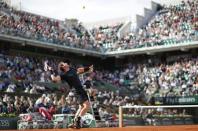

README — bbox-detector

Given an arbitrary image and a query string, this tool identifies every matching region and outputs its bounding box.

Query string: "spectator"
[6,83,16,92]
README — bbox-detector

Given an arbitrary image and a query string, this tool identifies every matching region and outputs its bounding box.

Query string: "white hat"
[42,94,46,98]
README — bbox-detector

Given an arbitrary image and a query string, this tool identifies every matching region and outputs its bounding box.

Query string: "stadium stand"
[0,49,198,116]
[90,23,123,51]
[106,0,198,51]
[0,0,197,53]
[0,0,198,130]
[0,1,100,52]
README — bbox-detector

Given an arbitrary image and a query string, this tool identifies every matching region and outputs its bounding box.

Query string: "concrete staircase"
[135,1,161,29]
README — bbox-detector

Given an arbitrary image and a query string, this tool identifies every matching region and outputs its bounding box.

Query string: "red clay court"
[3,125,198,131]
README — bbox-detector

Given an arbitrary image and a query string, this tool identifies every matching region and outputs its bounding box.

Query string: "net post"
[119,106,123,127]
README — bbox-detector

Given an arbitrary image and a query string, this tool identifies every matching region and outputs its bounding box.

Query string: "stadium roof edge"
[0,34,104,58]
[0,34,198,58]
[106,41,198,57]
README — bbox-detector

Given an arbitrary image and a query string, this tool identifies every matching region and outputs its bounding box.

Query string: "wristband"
[50,74,54,78]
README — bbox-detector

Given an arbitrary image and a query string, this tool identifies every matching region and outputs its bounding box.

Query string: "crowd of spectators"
[1,49,198,117]
[0,53,49,93]
[0,89,132,120]
[0,94,35,114]
[0,0,197,53]
[94,56,198,98]
[94,63,136,87]
[0,1,100,51]
[137,57,198,97]
[0,0,198,124]
[103,0,198,51]
[0,51,134,117]
[89,0,198,51]
[1,0,198,113]
[90,23,123,49]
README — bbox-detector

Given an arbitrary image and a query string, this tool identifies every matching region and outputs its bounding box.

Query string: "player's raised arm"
[44,60,61,83]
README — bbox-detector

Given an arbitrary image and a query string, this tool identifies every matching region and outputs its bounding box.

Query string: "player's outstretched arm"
[77,65,93,74]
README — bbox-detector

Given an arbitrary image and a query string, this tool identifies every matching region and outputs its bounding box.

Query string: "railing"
[0,33,198,57]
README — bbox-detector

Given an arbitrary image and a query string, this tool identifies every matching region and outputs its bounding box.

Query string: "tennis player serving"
[44,60,93,129]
